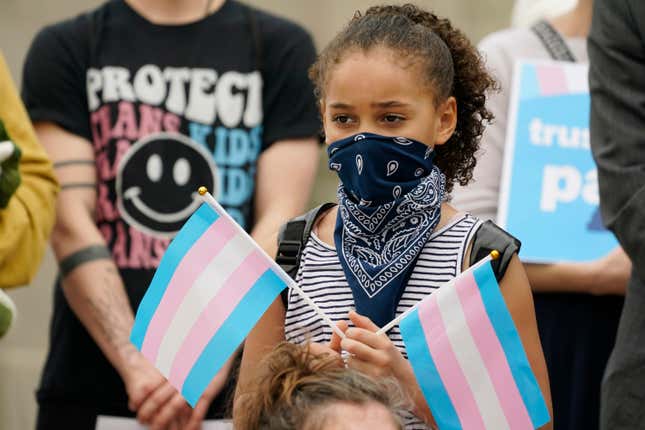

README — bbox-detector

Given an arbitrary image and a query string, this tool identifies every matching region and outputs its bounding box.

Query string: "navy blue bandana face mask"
[327,132,446,327]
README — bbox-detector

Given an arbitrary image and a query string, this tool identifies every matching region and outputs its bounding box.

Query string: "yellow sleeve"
[0,52,59,288]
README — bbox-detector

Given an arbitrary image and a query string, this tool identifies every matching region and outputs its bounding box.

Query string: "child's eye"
[382,114,405,123]
[332,114,355,125]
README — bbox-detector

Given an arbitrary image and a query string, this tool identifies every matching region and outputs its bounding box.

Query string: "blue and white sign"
[498,60,617,262]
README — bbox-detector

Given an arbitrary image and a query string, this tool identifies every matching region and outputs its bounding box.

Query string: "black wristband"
[59,245,112,278]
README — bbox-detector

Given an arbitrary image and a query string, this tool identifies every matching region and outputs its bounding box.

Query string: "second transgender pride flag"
[130,192,288,406]
[400,260,550,430]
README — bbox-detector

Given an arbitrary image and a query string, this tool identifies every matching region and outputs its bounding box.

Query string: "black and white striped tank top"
[284,213,482,429]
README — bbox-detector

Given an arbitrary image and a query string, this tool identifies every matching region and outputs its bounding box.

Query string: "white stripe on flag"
[435,286,511,430]
[564,64,588,94]
[155,233,255,376]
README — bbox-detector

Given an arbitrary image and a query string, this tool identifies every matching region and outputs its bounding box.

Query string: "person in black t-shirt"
[22,0,320,428]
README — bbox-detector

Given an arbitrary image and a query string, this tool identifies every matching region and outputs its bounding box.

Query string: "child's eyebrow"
[371,100,410,108]
[328,101,411,109]
[329,102,355,109]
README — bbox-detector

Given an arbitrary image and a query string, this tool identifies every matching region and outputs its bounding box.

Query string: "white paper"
[96,415,233,430]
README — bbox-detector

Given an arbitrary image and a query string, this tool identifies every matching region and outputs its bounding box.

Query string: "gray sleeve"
[452,35,514,222]
[589,0,645,276]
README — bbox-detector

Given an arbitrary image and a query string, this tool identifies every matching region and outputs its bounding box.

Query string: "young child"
[238,4,553,429]
[235,342,406,430]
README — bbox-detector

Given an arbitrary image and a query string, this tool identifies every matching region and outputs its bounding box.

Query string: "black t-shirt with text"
[22,0,318,413]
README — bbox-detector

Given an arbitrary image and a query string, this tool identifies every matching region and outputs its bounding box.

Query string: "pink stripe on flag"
[141,217,237,361]
[455,271,534,428]
[536,65,568,96]
[420,295,486,430]
[168,250,271,388]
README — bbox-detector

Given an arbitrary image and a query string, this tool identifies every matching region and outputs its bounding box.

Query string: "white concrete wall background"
[0,1,513,428]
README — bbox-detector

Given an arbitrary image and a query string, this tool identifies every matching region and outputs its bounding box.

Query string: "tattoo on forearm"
[60,245,112,277]
[54,159,94,168]
[85,266,137,360]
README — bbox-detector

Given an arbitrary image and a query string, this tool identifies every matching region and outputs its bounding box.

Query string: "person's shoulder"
[478,27,543,56]
[22,3,113,135]
[241,2,313,45]
[30,18,79,54]
[28,2,112,60]
[477,27,543,77]
[34,3,109,44]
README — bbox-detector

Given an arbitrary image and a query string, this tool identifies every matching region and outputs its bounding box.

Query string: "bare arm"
[39,122,135,375]
[235,233,286,410]
[500,256,554,429]
[233,225,285,410]
[36,122,166,411]
[525,263,593,293]
[525,247,630,295]
[236,298,286,390]
[249,137,319,244]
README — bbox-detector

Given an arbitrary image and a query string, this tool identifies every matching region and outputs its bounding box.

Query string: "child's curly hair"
[309,4,497,193]
[234,342,407,430]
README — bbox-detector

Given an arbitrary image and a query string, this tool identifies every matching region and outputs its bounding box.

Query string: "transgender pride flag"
[130,191,288,406]
[399,259,550,430]
[534,62,588,97]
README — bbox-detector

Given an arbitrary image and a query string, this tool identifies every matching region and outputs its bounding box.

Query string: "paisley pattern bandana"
[327,133,446,327]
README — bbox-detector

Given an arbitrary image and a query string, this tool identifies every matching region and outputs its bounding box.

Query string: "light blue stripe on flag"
[130,203,219,349]
[473,263,550,428]
[519,63,541,101]
[181,268,287,406]
[400,308,462,430]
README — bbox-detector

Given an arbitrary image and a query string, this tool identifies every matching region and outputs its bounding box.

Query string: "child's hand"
[307,320,349,365]
[328,319,349,352]
[341,310,407,378]
[342,311,436,425]
[587,247,631,295]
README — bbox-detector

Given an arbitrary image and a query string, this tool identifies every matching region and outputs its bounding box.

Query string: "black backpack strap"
[531,20,577,62]
[276,203,337,307]
[469,221,521,282]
